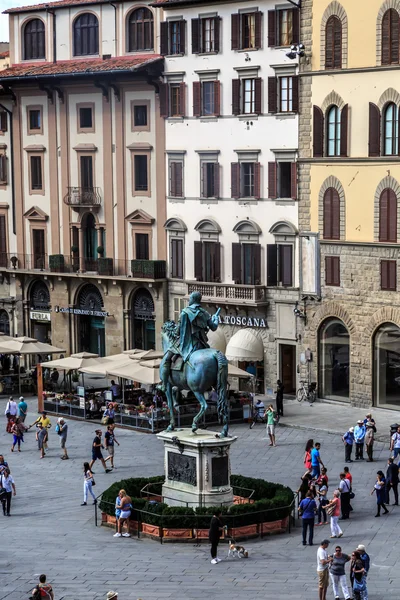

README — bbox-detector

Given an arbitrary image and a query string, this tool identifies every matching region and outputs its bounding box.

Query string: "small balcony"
[64,187,101,211]
[131,260,166,280]
[187,282,268,306]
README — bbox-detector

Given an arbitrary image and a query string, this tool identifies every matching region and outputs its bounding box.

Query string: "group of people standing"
[342,413,376,463]
[317,539,370,600]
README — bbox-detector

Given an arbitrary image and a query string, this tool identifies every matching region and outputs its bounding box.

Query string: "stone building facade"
[298,0,400,410]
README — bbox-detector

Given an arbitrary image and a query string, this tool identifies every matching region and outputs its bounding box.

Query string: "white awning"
[207,328,227,353]
[225,329,264,362]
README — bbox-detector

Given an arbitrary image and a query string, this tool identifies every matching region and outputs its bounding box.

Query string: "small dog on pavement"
[228,540,249,558]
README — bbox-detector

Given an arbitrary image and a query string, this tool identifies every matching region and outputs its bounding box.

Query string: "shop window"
[191,17,220,53]
[381,260,397,291]
[374,322,400,407]
[266,244,293,287]
[132,288,155,350]
[232,242,261,285]
[127,7,154,52]
[73,13,99,57]
[193,81,220,117]
[160,20,186,55]
[325,15,342,69]
[231,11,262,51]
[24,18,45,60]
[232,77,262,116]
[267,9,299,47]
[381,9,400,66]
[231,162,260,199]
[319,318,350,401]
[171,238,183,279]
[325,256,340,286]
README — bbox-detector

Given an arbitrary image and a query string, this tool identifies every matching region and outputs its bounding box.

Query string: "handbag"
[91,479,96,487]
[326,503,335,516]
[0,488,7,502]
[350,491,355,499]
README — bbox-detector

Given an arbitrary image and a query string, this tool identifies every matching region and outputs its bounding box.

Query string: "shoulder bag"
[326,502,336,516]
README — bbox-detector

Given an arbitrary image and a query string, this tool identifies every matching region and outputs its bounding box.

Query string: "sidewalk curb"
[278,421,388,444]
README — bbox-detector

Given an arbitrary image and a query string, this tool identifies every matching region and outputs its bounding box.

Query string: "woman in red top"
[326,490,343,539]
[304,439,313,471]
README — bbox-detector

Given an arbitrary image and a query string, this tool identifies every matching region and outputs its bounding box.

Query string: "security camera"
[286,50,297,60]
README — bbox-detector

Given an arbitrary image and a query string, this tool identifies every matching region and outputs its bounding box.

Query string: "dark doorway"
[76,284,105,356]
[83,213,97,271]
[280,344,296,393]
[132,288,155,350]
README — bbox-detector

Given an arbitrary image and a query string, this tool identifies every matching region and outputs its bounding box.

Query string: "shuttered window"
[192,17,220,53]
[194,241,221,282]
[169,161,183,197]
[325,15,342,69]
[135,233,149,260]
[369,103,381,157]
[171,238,183,279]
[232,78,262,115]
[32,229,45,268]
[0,112,7,133]
[0,215,7,267]
[127,7,154,52]
[30,156,43,191]
[24,18,45,60]
[384,103,399,156]
[80,156,93,190]
[327,105,341,156]
[166,83,186,118]
[278,244,293,286]
[379,188,397,242]
[73,13,99,57]
[160,20,186,55]
[313,106,324,157]
[382,9,400,66]
[231,162,260,199]
[231,12,262,50]
[201,162,219,198]
[381,260,397,291]
[231,243,261,285]
[325,256,340,286]
[193,81,220,117]
[0,155,7,184]
[323,188,340,240]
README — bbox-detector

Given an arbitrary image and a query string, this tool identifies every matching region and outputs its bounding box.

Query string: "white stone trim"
[376,1,400,66]
[377,87,400,110]
[320,2,348,70]
[318,176,346,240]
[321,90,346,113]
[373,175,400,241]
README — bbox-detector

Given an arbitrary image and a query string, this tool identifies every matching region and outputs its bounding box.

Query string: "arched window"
[374,322,400,407]
[323,187,340,240]
[325,15,342,69]
[73,13,99,57]
[384,102,399,155]
[132,288,155,350]
[319,318,350,401]
[379,188,397,242]
[327,105,341,156]
[24,18,45,60]
[127,8,154,52]
[382,9,400,66]
[0,310,10,335]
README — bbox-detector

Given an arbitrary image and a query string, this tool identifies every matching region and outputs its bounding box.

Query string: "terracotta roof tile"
[3,0,114,14]
[0,55,162,79]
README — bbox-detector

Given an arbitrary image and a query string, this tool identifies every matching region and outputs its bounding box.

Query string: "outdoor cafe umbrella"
[228,364,253,378]
[106,358,162,386]
[40,352,100,371]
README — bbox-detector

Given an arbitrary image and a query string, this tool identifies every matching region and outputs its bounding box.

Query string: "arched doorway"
[374,322,400,408]
[0,310,10,335]
[29,280,51,342]
[132,288,155,350]
[82,213,97,271]
[76,284,105,356]
[318,318,350,401]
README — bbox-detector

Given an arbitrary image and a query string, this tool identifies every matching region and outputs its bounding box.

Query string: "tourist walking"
[311,442,324,478]
[298,490,316,546]
[317,539,332,600]
[0,467,16,516]
[81,462,96,506]
[344,466,354,513]
[304,439,313,472]
[385,457,399,505]
[329,544,351,600]
[365,421,375,462]
[29,410,51,430]
[57,418,69,460]
[0,455,8,475]
[390,425,400,459]
[208,508,223,564]
[354,420,366,460]
[10,417,27,452]
[104,424,120,469]
[89,430,112,473]
[113,489,132,538]
[275,379,284,416]
[326,490,343,538]
[31,574,54,600]
[37,423,48,458]
[342,427,354,463]
[265,404,277,446]
[17,396,28,422]
[338,472,351,519]
[371,470,389,516]
[5,396,17,425]
[352,551,367,600]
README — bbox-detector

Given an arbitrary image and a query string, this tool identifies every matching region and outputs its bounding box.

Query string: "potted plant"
[71,246,79,253]
[10,256,18,269]
[49,254,65,272]
[97,246,104,256]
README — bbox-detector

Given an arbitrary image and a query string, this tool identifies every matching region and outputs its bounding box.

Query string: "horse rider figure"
[159,291,219,392]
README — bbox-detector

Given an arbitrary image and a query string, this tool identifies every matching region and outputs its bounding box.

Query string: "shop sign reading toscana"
[217,315,267,328]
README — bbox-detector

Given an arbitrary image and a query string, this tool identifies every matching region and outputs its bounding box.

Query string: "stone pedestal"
[157,429,237,508]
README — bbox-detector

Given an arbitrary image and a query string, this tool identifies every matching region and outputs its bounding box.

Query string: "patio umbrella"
[106,358,162,385]
[228,364,253,378]
[79,353,140,375]
[40,352,100,371]
[122,349,164,359]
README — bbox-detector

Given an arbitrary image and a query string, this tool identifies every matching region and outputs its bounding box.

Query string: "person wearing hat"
[317,539,332,600]
[342,427,354,463]
[106,592,118,600]
[363,413,376,432]
[354,420,366,460]
[365,421,375,462]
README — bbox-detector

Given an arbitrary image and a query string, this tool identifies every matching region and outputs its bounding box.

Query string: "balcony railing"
[64,187,102,208]
[1,254,167,280]
[187,282,268,304]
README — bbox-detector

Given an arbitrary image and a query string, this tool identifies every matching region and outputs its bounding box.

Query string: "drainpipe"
[107,1,117,57]
[46,8,57,63]
[0,103,16,235]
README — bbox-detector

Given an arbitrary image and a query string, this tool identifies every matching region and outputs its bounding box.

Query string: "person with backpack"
[30,574,54,600]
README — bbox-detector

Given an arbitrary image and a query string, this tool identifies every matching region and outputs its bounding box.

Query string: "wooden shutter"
[379,188,397,242]
[268,10,276,47]
[381,260,397,290]
[0,112,7,132]
[231,13,240,50]
[382,10,391,65]
[179,20,186,54]
[33,229,45,263]
[389,260,397,290]
[194,241,203,281]
[255,12,263,49]
[326,256,340,286]
[0,215,7,267]
[254,162,261,199]
[292,76,299,113]
[325,256,333,286]
[193,82,201,117]
[268,162,277,199]
[313,105,324,157]
[382,9,399,65]
[232,79,241,115]
[213,17,221,52]
[214,242,221,282]
[214,80,221,116]
[171,238,183,279]
[325,17,334,68]
[231,162,240,198]
[323,188,340,240]
[340,104,348,157]
[279,245,293,286]
[178,82,186,117]
[292,9,300,44]
[291,162,297,199]
[254,78,262,114]
[325,16,342,69]
[159,83,169,117]
[160,21,168,55]
[381,260,389,290]
[213,163,220,198]
[170,162,183,197]
[254,243,261,284]
[267,244,278,286]
[191,18,200,53]
[0,155,7,183]
[268,77,277,113]
[368,103,381,157]
[232,243,242,283]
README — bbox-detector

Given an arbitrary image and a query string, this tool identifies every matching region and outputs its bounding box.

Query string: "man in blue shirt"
[18,396,28,423]
[311,442,324,478]
[298,490,317,546]
[342,427,354,463]
[354,420,366,460]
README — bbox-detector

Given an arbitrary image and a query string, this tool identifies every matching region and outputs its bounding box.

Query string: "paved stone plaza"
[0,399,398,600]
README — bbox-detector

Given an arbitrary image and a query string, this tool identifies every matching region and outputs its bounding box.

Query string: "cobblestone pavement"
[0,398,398,600]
